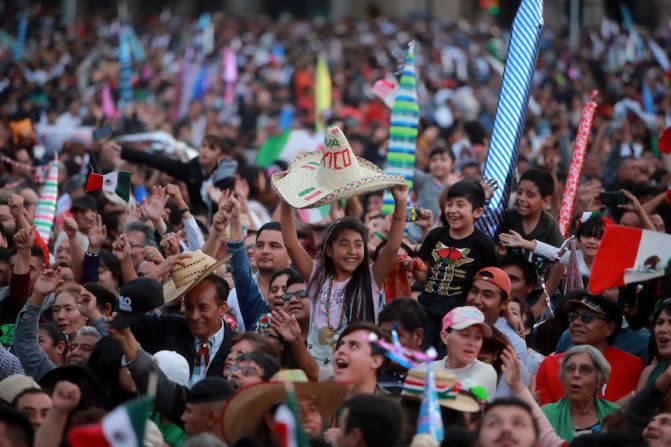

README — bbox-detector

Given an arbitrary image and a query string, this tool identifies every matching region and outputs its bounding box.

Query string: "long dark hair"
[308,217,375,323]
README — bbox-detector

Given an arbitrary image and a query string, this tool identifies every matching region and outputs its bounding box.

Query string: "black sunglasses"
[568,311,607,325]
[282,289,309,301]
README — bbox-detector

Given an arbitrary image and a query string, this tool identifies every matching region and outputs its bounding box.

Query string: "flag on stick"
[314,55,332,132]
[589,225,671,294]
[86,171,132,202]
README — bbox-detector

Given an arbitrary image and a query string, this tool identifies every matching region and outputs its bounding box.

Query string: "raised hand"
[147,252,192,281]
[415,208,434,229]
[212,209,230,235]
[619,189,643,213]
[13,225,35,251]
[390,184,408,204]
[270,310,302,343]
[481,178,499,202]
[498,230,529,249]
[87,214,107,253]
[159,232,181,257]
[63,217,78,239]
[112,234,132,262]
[446,172,463,186]
[141,185,168,222]
[143,246,165,265]
[165,183,187,209]
[51,381,81,413]
[77,286,101,321]
[33,268,63,297]
[500,345,524,393]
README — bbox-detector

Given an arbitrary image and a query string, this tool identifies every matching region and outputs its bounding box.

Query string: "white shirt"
[431,357,497,402]
[189,320,225,387]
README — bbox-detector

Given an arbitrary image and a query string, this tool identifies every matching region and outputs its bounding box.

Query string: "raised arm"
[35,381,81,447]
[8,226,35,317]
[112,234,138,282]
[279,200,313,280]
[62,217,84,282]
[372,185,408,289]
[227,195,269,328]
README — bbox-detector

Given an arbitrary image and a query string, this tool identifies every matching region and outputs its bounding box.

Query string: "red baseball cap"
[473,267,512,298]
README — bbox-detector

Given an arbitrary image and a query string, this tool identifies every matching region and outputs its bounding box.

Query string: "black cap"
[110,278,164,329]
[187,377,234,404]
[71,195,97,213]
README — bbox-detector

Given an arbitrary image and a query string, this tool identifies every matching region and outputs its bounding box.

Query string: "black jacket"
[130,314,234,378]
[120,147,210,215]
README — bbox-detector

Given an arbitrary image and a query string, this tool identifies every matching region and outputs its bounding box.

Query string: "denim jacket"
[226,239,268,330]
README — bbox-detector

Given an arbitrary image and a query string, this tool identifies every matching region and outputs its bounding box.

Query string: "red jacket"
[536,346,644,405]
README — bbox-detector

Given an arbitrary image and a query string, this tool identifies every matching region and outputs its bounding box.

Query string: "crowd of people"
[1,3,671,447]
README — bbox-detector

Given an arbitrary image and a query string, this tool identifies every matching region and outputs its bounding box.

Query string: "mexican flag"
[86,171,132,202]
[297,204,331,225]
[68,396,152,447]
[589,225,671,294]
[274,384,310,447]
[256,129,322,168]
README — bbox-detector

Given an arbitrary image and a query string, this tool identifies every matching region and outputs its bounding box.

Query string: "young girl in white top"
[280,185,407,374]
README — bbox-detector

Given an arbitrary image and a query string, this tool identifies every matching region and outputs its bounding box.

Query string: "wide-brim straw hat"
[401,368,480,413]
[163,250,231,303]
[222,369,350,444]
[271,126,405,209]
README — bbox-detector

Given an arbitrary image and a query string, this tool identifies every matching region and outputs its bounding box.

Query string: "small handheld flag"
[415,368,444,444]
[86,171,132,202]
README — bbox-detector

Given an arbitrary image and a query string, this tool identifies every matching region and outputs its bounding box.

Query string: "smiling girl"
[280,185,407,374]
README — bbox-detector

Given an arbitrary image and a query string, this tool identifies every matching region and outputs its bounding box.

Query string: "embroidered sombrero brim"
[222,380,350,444]
[162,253,231,303]
[271,151,405,209]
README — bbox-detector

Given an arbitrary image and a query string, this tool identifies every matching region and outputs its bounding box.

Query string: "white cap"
[152,351,190,387]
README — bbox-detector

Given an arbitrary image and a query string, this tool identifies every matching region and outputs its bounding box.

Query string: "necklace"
[318,276,348,352]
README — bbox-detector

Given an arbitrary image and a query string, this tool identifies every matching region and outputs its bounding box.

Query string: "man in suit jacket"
[130,273,234,386]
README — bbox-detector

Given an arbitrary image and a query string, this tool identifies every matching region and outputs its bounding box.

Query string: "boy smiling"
[497,169,563,253]
[409,180,497,354]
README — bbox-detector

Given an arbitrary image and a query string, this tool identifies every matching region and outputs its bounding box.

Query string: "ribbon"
[476,0,544,239]
[368,327,436,369]
[558,90,598,237]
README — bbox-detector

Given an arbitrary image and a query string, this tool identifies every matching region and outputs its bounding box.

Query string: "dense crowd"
[1,4,671,447]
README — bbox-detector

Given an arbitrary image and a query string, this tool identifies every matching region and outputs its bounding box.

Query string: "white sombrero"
[162,250,231,303]
[271,126,405,209]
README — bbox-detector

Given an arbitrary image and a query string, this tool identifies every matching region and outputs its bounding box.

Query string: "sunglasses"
[564,362,595,376]
[281,290,309,301]
[568,311,607,325]
[228,364,261,378]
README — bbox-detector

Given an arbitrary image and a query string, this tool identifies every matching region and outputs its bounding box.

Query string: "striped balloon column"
[33,156,59,245]
[476,0,544,239]
[14,12,28,62]
[382,42,419,215]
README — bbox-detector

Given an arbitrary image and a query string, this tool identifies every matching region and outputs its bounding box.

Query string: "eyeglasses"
[568,311,607,325]
[564,362,595,376]
[282,290,309,301]
[228,364,261,378]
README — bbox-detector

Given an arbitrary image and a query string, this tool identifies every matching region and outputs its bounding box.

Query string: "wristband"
[179,207,189,215]
[374,231,387,241]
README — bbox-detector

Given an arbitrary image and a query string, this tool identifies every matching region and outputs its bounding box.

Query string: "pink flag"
[223,47,238,105]
[102,83,119,119]
[372,79,398,109]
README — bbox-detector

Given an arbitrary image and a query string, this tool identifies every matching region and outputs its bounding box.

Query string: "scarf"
[542,397,620,442]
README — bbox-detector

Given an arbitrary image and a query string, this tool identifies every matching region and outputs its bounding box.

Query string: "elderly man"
[536,292,643,405]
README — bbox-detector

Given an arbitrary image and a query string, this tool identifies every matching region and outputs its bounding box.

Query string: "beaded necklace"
[323,276,348,332]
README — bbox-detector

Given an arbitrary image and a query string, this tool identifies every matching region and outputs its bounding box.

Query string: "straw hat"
[401,368,480,413]
[163,250,231,303]
[221,369,350,444]
[271,126,405,209]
